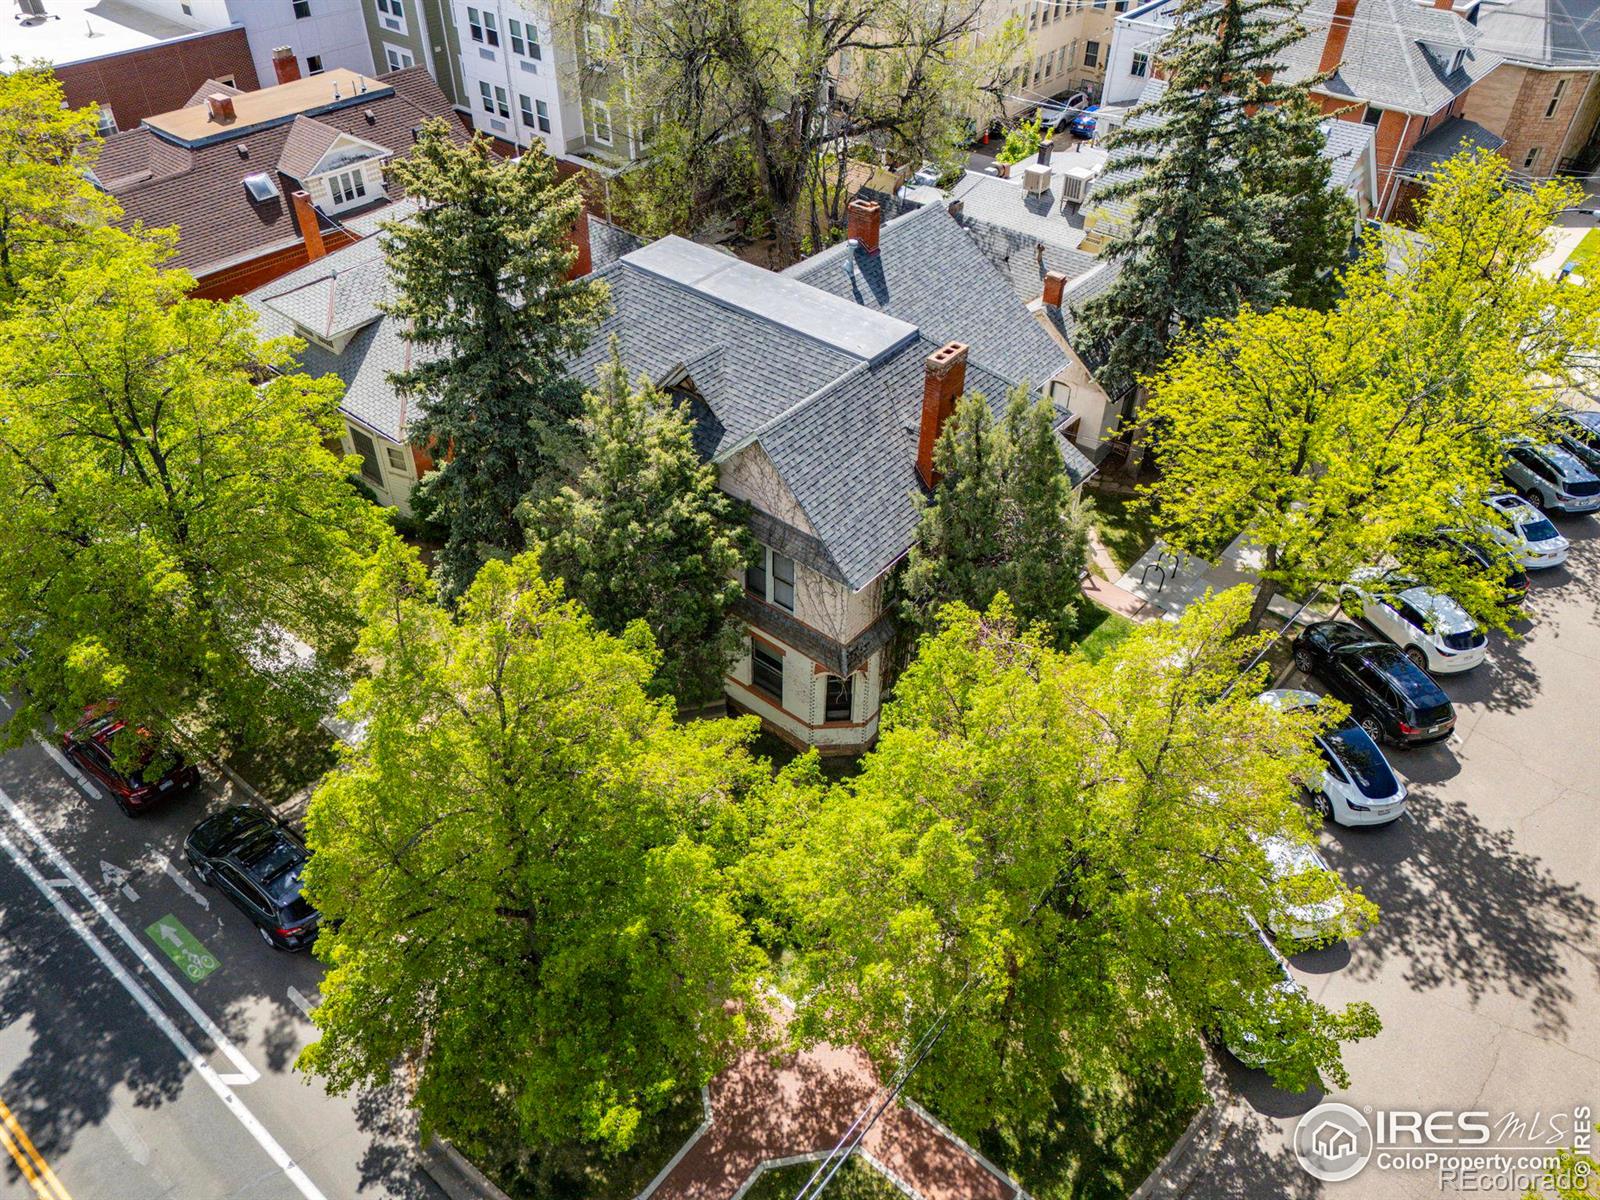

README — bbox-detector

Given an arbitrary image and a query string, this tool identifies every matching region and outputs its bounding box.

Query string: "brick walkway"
[643,1038,1019,1200]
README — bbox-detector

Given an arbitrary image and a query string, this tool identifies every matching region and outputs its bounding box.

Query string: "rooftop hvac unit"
[1058,161,1103,207]
[1022,164,1052,195]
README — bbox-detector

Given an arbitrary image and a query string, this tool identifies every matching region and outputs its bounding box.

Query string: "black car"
[1405,532,1529,604]
[1293,622,1457,747]
[184,806,320,950]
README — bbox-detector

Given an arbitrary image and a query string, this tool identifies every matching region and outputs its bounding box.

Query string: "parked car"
[1404,532,1529,605]
[1551,408,1600,473]
[1338,569,1486,673]
[908,161,941,187]
[1257,689,1408,825]
[1292,622,1456,747]
[62,706,199,816]
[1502,440,1600,515]
[1481,493,1569,570]
[184,806,320,950]
[1256,834,1348,944]
[1221,919,1306,1070]
[1067,104,1100,138]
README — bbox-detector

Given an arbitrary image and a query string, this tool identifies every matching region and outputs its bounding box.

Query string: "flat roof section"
[144,69,392,147]
[5,0,204,67]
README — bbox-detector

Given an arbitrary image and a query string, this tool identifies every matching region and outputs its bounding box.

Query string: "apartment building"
[357,0,469,107]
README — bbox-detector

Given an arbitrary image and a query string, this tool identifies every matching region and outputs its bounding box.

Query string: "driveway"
[1185,516,1600,1197]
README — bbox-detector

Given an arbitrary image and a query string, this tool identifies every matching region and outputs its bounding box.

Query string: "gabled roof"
[588,214,646,271]
[261,254,389,341]
[101,67,464,280]
[277,116,348,180]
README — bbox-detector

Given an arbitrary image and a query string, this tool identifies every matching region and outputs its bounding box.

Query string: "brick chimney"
[1433,0,1452,9]
[272,46,301,86]
[291,190,326,261]
[916,342,968,489]
[847,198,881,254]
[206,92,236,123]
[566,206,593,280]
[1318,0,1358,75]
[1042,271,1068,308]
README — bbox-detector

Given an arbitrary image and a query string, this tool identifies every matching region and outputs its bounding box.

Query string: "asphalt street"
[0,728,442,1200]
[1188,515,1600,1197]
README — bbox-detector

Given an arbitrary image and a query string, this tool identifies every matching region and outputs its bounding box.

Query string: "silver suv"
[1502,440,1600,515]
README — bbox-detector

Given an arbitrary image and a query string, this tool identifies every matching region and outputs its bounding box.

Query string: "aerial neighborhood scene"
[2,0,1600,1197]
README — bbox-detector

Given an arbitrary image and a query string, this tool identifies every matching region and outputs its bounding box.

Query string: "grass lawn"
[482,1090,706,1200]
[1565,226,1600,278]
[741,1158,904,1200]
[1087,490,1160,577]
[1071,604,1137,663]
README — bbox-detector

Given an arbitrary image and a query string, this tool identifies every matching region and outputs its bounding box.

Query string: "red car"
[62,707,200,815]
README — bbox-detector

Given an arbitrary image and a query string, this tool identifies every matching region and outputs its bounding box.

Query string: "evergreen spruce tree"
[530,344,752,705]
[902,387,1088,644]
[382,122,608,595]
[1075,0,1348,393]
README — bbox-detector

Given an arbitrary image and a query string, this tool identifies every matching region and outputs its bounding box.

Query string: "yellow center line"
[0,1096,71,1200]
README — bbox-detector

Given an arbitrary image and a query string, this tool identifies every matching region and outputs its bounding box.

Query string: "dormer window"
[330,168,368,207]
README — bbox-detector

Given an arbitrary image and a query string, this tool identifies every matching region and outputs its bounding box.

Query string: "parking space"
[1187,516,1600,1198]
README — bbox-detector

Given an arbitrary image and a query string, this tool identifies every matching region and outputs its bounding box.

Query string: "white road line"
[0,830,327,1200]
[287,986,320,1019]
[35,738,102,801]
[161,858,209,911]
[101,860,141,904]
[0,789,257,1084]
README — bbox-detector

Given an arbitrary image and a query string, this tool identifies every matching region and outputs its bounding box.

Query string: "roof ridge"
[714,355,880,464]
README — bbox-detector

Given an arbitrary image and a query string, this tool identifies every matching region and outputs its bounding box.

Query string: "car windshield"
[1327,722,1399,799]
[1520,516,1560,543]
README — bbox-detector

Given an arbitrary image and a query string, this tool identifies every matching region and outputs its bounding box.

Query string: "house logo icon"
[1293,1103,1374,1182]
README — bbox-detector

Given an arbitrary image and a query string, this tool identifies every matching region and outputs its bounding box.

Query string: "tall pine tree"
[382,123,608,595]
[902,387,1089,645]
[530,344,752,705]
[1076,0,1351,394]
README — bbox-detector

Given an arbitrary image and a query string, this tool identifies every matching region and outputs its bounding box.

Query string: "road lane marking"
[0,789,257,1085]
[287,987,320,1019]
[0,831,327,1200]
[33,740,101,802]
[145,915,220,983]
[160,857,209,911]
[0,1096,71,1200]
[100,860,140,904]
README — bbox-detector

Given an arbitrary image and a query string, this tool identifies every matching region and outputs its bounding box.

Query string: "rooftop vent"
[1023,164,1052,195]
[363,108,376,124]
[237,143,249,158]
[243,172,280,202]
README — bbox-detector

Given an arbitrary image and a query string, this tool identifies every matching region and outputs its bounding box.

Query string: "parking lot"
[1188,514,1600,1197]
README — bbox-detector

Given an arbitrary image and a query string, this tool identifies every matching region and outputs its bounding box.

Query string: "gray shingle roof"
[1319,116,1376,192]
[1400,115,1505,175]
[1475,0,1600,68]
[587,214,645,271]
[277,115,344,180]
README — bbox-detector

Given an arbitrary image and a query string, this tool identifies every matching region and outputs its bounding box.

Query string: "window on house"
[1130,51,1149,78]
[384,445,408,473]
[591,100,612,145]
[1362,104,1383,128]
[535,98,551,132]
[1084,40,1101,69]
[293,0,311,17]
[181,1,192,13]
[467,6,485,42]
[384,45,414,70]
[479,80,495,112]
[348,427,383,485]
[376,0,404,17]
[520,93,536,127]
[217,74,236,87]
[746,546,796,612]
[745,551,766,599]
[1546,78,1567,119]
[330,168,367,204]
[95,103,117,136]
[509,17,541,59]
[306,54,325,74]
[1028,3,1037,29]
[483,11,500,45]
[1523,146,1542,170]
[586,21,606,58]
[1115,0,1128,9]
[751,643,784,704]
[494,85,510,117]
[824,675,853,723]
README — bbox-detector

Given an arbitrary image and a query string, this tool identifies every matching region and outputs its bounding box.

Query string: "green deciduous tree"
[1074,0,1352,394]
[382,124,608,595]
[529,344,751,704]
[0,61,117,309]
[1141,151,1600,631]
[0,229,386,752]
[749,587,1379,1132]
[902,387,1089,645]
[298,541,768,1157]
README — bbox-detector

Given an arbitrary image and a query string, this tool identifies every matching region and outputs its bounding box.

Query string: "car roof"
[1364,648,1450,705]
[191,805,274,854]
[1564,409,1600,433]
[1394,586,1475,633]
[1532,442,1595,479]
[1257,688,1322,713]
[1308,620,1383,651]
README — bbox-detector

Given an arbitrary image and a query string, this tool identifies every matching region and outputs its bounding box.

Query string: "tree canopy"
[298,542,769,1156]
[530,343,751,705]
[1140,151,1600,630]
[902,387,1089,646]
[0,228,385,752]
[382,124,608,595]
[1074,0,1352,394]
[749,588,1380,1130]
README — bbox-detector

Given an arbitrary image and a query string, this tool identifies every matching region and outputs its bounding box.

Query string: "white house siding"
[730,635,882,754]
[447,0,574,152]
[340,419,416,513]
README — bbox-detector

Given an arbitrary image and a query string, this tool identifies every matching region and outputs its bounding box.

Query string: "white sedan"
[1259,834,1348,945]
[1257,690,1408,826]
[1482,494,1569,570]
[1338,571,1486,674]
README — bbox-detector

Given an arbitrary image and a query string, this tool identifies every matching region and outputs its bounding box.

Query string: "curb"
[1127,1055,1229,1200]
[634,1087,715,1200]
[418,1137,513,1200]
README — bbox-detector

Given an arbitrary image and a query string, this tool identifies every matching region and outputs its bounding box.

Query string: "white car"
[1223,919,1305,1070]
[1257,834,1348,945]
[1258,690,1408,826]
[1338,571,1486,674]
[1482,494,1569,569]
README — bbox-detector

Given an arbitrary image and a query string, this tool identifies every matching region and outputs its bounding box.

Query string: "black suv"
[184,806,320,950]
[1404,532,1529,605]
[1293,622,1456,747]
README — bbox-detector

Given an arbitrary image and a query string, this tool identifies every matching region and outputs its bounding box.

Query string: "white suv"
[1258,690,1408,826]
[1339,570,1486,673]
[1503,441,1600,515]
[1482,494,1569,570]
